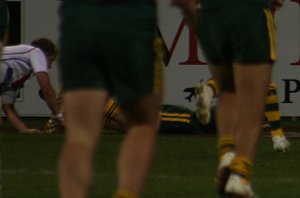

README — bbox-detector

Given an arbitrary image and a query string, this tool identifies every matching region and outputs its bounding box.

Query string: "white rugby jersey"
[0,44,48,88]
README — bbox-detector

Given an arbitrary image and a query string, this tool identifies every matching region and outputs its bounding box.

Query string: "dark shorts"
[59,2,162,104]
[198,3,276,66]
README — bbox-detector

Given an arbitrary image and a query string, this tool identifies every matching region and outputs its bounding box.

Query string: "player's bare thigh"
[63,89,109,144]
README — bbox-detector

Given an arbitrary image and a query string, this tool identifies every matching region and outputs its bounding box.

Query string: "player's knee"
[65,129,100,149]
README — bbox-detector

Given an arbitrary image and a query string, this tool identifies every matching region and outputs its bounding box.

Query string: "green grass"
[1,131,300,198]
[1,117,300,197]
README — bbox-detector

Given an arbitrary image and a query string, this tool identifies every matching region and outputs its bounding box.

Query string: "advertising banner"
[16,0,300,117]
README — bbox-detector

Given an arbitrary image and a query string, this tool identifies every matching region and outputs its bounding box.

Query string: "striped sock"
[207,78,220,97]
[265,83,285,137]
[230,156,253,179]
[217,137,236,159]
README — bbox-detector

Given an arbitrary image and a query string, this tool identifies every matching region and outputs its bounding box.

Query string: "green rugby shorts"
[198,3,276,66]
[59,2,162,104]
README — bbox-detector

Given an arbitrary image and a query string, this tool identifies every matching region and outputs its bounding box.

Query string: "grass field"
[1,118,300,198]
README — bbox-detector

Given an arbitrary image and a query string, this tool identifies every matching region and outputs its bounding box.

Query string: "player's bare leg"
[113,94,161,198]
[225,63,272,197]
[215,91,237,195]
[58,90,108,198]
[209,66,237,196]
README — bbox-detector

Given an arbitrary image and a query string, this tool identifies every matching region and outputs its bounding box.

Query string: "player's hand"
[19,128,43,134]
[44,113,64,133]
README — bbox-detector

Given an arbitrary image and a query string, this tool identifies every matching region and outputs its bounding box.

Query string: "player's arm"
[2,103,42,133]
[35,71,60,118]
[43,90,64,133]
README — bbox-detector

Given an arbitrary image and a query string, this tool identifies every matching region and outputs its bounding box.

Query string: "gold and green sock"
[217,137,235,159]
[271,128,285,137]
[264,83,285,137]
[207,78,221,97]
[230,156,253,179]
